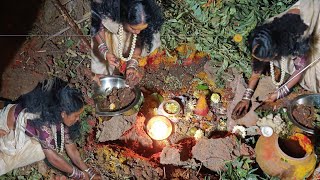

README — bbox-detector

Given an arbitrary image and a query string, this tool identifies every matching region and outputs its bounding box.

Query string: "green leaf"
[197,84,209,90]
[65,39,74,48]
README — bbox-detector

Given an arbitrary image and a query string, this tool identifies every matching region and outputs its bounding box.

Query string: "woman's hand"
[264,92,278,103]
[126,68,142,87]
[91,171,103,180]
[83,172,90,180]
[232,99,251,120]
[92,74,103,87]
[105,53,119,68]
[0,129,8,137]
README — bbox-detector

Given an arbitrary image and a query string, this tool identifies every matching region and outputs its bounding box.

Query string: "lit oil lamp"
[146,116,173,140]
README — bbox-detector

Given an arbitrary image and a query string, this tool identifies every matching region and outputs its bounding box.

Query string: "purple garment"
[293,56,307,71]
[14,104,73,150]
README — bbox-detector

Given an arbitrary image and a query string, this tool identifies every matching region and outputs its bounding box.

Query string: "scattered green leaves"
[160,0,295,86]
[219,156,259,180]
[0,168,42,180]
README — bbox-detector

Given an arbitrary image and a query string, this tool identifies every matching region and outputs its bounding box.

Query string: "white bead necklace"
[51,123,64,154]
[117,24,137,62]
[270,57,286,87]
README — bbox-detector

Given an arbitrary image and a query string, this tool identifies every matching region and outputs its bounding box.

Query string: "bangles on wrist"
[242,88,254,100]
[127,59,139,70]
[277,85,290,99]
[69,166,84,180]
[84,168,96,180]
[98,43,108,59]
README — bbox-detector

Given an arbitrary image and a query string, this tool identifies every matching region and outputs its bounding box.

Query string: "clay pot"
[255,133,316,180]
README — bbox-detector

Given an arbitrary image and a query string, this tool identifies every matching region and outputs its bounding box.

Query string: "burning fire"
[146,116,172,140]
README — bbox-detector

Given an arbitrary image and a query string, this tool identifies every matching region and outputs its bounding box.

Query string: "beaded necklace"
[117,24,137,62]
[270,57,286,87]
[51,123,64,154]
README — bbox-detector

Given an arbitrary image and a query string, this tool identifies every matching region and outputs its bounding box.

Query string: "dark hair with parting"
[91,0,120,34]
[91,0,164,52]
[249,13,310,72]
[249,14,310,58]
[16,78,84,140]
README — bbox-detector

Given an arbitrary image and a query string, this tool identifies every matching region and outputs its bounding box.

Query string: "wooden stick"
[46,13,90,40]
[52,0,90,50]
[275,56,320,92]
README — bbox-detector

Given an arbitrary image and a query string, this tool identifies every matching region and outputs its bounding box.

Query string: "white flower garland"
[117,25,137,62]
[270,57,286,87]
[52,123,64,154]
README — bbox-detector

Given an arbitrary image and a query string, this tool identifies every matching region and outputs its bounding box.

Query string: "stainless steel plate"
[287,94,320,134]
[93,76,142,116]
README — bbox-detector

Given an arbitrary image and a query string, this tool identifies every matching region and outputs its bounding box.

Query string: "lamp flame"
[147,116,172,140]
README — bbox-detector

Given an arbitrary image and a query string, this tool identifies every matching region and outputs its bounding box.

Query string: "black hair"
[91,0,164,52]
[91,0,120,35]
[17,78,84,140]
[249,13,310,60]
[123,0,164,52]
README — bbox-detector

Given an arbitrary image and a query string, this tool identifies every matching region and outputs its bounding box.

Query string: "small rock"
[97,113,136,142]
[192,135,254,171]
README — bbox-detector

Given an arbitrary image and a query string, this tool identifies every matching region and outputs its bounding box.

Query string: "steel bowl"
[287,94,320,134]
[93,76,143,116]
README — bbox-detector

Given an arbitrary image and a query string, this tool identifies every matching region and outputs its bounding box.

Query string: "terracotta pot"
[255,133,316,180]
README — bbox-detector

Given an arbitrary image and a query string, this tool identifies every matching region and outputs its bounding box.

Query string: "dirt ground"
[140,59,207,93]
[0,1,220,179]
[1,0,317,179]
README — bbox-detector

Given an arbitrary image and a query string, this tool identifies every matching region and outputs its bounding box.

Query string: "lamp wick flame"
[147,116,172,141]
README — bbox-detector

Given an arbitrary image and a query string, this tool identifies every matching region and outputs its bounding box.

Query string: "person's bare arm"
[247,71,261,90]
[43,149,74,174]
[232,71,262,119]
[126,38,143,86]
[43,148,90,179]
[285,70,303,89]
[65,143,88,171]
[94,27,119,68]
[66,143,102,179]
[265,64,304,102]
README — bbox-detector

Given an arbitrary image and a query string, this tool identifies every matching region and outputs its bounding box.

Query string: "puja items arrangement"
[93,76,143,116]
